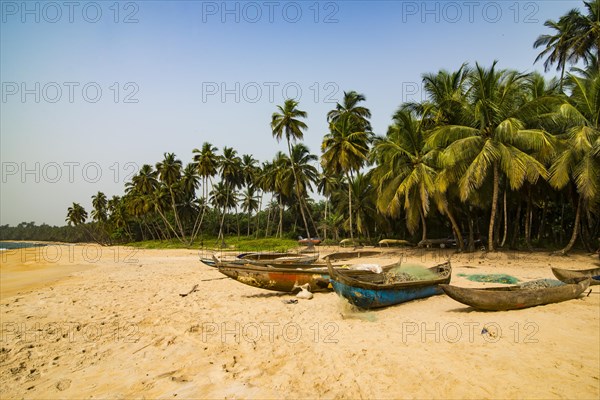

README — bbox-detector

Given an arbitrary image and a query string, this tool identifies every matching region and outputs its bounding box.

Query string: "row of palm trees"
[65,1,599,253]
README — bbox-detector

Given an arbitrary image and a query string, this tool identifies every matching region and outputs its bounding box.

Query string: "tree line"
[4,1,599,254]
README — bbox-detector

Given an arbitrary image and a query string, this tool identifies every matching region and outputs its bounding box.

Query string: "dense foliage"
[3,1,599,253]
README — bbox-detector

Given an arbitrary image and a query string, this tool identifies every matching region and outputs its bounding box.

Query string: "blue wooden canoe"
[327,261,451,309]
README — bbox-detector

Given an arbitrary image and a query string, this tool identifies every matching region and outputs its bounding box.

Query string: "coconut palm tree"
[240,186,259,236]
[534,1,600,87]
[371,109,463,248]
[91,191,108,223]
[156,153,186,242]
[327,91,372,131]
[426,62,556,251]
[193,143,219,200]
[216,147,243,244]
[289,143,320,235]
[322,93,372,241]
[271,99,312,239]
[548,67,600,254]
[565,1,599,70]
[125,165,163,240]
[66,202,88,226]
[317,172,342,240]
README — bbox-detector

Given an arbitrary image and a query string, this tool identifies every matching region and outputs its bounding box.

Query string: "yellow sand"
[0,244,598,399]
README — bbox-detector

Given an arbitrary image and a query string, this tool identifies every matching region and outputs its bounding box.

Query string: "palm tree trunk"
[446,207,464,251]
[524,188,533,251]
[190,201,208,246]
[278,197,283,239]
[468,215,475,252]
[323,200,328,240]
[156,207,183,242]
[556,197,582,255]
[346,172,354,241]
[501,188,508,247]
[510,202,522,249]
[169,188,186,241]
[218,186,230,246]
[419,206,427,243]
[287,139,311,238]
[255,192,263,239]
[265,202,271,238]
[536,200,547,242]
[488,162,500,251]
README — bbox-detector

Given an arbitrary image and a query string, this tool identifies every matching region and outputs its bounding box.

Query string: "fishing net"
[458,273,520,284]
[519,279,565,289]
[384,264,437,284]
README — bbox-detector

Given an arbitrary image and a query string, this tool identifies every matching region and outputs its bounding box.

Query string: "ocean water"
[0,242,47,251]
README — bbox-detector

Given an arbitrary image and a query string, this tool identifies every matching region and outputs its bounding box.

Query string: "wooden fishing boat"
[327,261,452,309]
[551,267,600,286]
[200,258,217,267]
[298,237,322,246]
[240,252,319,265]
[323,250,382,261]
[217,262,332,292]
[441,278,590,311]
[217,259,400,293]
[238,252,292,261]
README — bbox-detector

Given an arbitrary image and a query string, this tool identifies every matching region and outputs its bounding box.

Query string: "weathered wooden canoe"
[242,253,319,265]
[217,263,332,292]
[551,267,600,286]
[200,258,217,267]
[298,237,322,246]
[327,261,452,309]
[323,250,382,261]
[237,252,291,261]
[217,260,400,293]
[441,279,590,311]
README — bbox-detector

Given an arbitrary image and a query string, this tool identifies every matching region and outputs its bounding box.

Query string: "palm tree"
[548,68,600,254]
[290,143,320,235]
[271,99,312,239]
[317,172,342,240]
[193,142,219,200]
[125,165,163,240]
[371,109,464,249]
[241,186,259,236]
[327,91,372,131]
[192,143,219,243]
[156,153,186,242]
[216,147,243,244]
[66,202,88,226]
[91,191,108,223]
[322,92,372,241]
[566,1,599,70]
[534,1,600,86]
[426,62,556,251]
[90,191,109,244]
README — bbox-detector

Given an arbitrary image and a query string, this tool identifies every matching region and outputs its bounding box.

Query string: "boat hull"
[218,264,331,293]
[330,280,444,308]
[327,261,451,309]
[441,279,590,311]
[551,267,600,286]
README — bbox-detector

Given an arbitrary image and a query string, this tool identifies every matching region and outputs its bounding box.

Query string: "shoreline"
[0,245,598,398]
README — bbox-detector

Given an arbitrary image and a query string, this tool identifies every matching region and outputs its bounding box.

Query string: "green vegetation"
[127,236,298,251]
[3,1,599,254]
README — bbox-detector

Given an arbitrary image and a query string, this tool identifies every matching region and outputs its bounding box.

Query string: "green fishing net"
[384,264,437,284]
[457,273,520,284]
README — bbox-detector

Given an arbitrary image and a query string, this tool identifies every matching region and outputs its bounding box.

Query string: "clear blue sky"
[0,0,579,226]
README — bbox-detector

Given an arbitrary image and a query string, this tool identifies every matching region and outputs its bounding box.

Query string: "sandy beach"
[0,244,598,399]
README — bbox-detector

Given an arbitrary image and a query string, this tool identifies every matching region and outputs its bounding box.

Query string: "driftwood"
[200,277,228,282]
[179,284,199,297]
